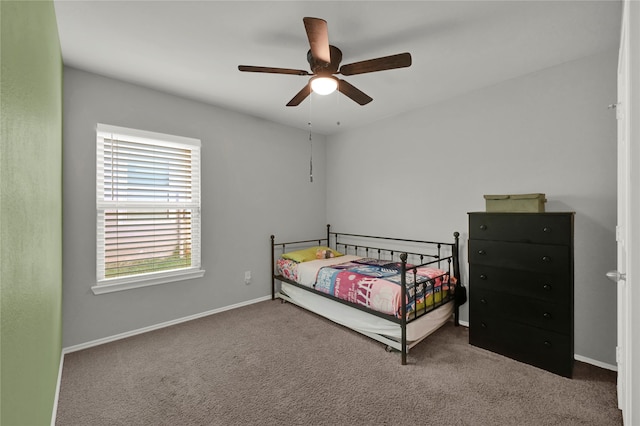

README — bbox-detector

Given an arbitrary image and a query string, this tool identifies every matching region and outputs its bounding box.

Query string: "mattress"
[276,255,454,319]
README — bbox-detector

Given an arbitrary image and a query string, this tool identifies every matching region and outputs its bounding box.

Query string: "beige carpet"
[56,300,622,425]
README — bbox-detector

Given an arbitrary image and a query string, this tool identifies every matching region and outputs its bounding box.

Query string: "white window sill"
[91,268,205,295]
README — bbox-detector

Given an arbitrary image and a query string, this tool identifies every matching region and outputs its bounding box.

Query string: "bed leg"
[452,231,461,327]
[271,235,276,300]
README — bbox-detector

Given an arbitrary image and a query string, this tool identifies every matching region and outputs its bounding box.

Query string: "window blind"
[96,124,201,283]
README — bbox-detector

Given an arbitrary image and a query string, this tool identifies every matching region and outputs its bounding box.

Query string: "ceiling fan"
[238,17,412,107]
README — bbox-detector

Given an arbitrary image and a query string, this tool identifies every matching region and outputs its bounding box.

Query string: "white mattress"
[279,282,454,343]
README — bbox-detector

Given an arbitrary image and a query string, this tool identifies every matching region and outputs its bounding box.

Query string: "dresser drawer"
[470,288,571,333]
[469,264,570,303]
[469,315,573,377]
[469,213,573,245]
[469,240,569,273]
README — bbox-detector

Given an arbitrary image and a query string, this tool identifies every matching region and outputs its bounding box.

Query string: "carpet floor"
[56,300,622,425]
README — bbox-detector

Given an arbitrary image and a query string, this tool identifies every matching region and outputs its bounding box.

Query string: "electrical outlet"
[244,270,251,285]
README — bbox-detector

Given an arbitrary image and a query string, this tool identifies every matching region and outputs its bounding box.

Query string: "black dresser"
[468,212,574,377]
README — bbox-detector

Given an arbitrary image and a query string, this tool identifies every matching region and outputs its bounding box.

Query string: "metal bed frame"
[271,224,461,365]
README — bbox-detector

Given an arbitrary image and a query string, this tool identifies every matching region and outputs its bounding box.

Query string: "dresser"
[468,212,574,377]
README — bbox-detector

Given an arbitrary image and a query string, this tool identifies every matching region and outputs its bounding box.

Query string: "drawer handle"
[481,322,487,328]
[480,225,487,230]
[480,298,487,305]
[544,341,552,348]
[543,312,552,319]
[543,227,552,233]
[480,274,487,280]
[542,256,551,262]
[478,250,486,255]
[543,284,552,291]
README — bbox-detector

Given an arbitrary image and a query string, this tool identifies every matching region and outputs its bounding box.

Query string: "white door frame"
[615,0,630,416]
[627,0,640,422]
[617,1,639,423]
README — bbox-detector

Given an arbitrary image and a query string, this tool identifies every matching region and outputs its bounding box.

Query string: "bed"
[271,225,462,365]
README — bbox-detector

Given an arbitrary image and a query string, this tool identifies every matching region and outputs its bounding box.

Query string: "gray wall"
[64,48,618,367]
[63,67,326,348]
[325,50,618,365]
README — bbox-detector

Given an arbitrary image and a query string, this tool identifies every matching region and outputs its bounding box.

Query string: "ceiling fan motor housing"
[307,45,342,75]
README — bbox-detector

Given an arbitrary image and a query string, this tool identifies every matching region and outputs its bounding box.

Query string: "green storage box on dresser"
[468,212,575,377]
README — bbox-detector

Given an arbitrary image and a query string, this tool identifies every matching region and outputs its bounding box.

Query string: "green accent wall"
[1,1,63,425]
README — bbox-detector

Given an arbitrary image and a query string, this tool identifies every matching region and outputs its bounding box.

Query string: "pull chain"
[308,122,313,183]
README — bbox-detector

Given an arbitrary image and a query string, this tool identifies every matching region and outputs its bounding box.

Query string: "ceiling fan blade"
[339,52,412,76]
[303,17,331,66]
[286,84,312,107]
[238,65,310,76]
[338,79,373,105]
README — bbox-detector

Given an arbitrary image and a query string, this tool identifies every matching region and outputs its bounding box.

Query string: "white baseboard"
[63,295,271,354]
[51,350,64,426]
[574,354,617,371]
[458,320,469,327]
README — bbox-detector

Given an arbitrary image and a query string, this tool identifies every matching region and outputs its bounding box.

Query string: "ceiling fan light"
[310,76,338,95]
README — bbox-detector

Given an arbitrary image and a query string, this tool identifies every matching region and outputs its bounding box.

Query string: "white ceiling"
[53,0,621,135]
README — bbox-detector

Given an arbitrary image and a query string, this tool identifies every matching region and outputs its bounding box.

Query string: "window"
[93,124,204,294]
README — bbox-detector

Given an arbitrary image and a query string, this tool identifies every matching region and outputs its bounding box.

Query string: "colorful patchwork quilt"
[277,256,453,319]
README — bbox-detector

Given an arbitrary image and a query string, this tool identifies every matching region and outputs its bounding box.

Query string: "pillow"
[282,246,343,263]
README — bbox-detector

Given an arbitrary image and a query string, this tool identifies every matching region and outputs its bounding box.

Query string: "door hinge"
[616,346,621,364]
